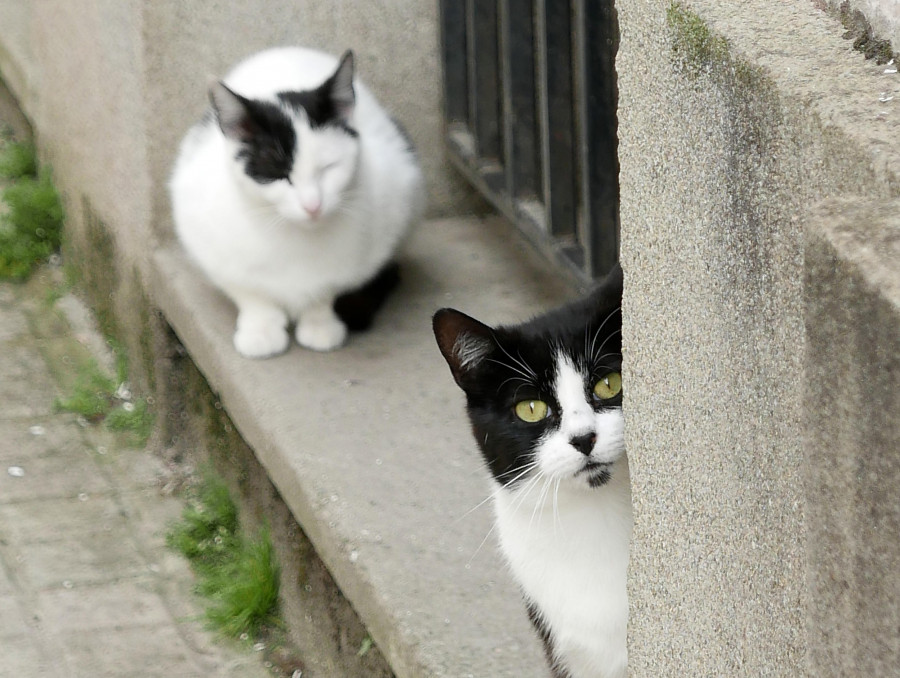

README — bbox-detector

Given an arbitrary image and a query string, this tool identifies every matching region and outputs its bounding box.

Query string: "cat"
[433,264,631,678]
[169,47,424,357]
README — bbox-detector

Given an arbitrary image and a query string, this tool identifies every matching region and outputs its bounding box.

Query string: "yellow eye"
[514,400,549,422]
[593,372,622,400]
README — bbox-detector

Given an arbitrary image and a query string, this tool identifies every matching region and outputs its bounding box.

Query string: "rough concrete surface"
[804,196,900,676]
[826,0,900,51]
[0,274,272,678]
[150,216,571,678]
[617,0,898,675]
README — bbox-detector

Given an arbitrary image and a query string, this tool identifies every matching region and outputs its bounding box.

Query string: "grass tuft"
[201,531,281,637]
[0,141,38,180]
[105,398,154,446]
[0,168,64,281]
[167,474,281,638]
[54,357,117,419]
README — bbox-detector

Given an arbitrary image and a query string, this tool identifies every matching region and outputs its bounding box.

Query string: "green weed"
[357,636,374,657]
[0,169,64,280]
[0,141,38,180]
[201,531,281,637]
[167,475,281,638]
[54,357,117,419]
[105,398,154,446]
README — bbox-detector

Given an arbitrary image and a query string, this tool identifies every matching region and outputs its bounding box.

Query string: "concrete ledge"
[804,196,900,675]
[148,216,571,677]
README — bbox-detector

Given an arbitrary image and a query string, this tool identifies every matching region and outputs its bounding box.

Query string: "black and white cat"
[170,47,424,357]
[433,265,631,678]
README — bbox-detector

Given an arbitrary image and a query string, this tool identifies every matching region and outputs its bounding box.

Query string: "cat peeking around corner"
[170,47,424,358]
[433,264,631,678]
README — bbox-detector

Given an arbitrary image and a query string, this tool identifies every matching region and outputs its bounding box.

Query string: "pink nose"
[302,200,322,218]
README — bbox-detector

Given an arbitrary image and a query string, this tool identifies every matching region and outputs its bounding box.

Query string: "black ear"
[432,308,495,389]
[322,50,355,121]
[209,82,258,142]
[602,261,623,297]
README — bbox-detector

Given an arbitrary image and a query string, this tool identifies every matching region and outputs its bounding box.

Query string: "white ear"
[209,82,254,142]
[328,50,356,120]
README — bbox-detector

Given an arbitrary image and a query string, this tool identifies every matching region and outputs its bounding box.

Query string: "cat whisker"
[588,305,621,359]
[510,470,548,524]
[552,478,565,539]
[492,336,538,381]
[591,352,623,375]
[509,470,545,516]
[594,328,622,360]
[486,357,535,384]
[497,375,532,392]
[528,475,553,536]
[466,521,497,568]
[453,460,541,525]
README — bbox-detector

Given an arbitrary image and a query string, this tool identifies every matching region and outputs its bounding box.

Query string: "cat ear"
[324,50,356,121]
[433,309,495,388]
[209,82,257,142]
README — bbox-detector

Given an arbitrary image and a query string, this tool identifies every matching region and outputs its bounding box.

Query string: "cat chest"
[493,488,631,629]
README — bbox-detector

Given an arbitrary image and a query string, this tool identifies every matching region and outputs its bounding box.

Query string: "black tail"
[333,261,401,332]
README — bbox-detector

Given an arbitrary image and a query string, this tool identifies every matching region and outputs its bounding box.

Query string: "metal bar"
[440,0,469,124]
[574,0,620,278]
[499,0,540,201]
[467,0,502,160]
[535,0,577,239]
[445,126,590,291]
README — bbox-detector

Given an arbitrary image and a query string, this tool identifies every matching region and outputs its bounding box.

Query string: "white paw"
[233,323,290,359]
[295,317,347,352]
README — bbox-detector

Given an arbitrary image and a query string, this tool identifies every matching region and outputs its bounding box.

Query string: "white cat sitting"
[170,47,424,357]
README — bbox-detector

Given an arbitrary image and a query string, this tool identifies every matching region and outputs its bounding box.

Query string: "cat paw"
[233,324,290,359]
[295,317,347,352]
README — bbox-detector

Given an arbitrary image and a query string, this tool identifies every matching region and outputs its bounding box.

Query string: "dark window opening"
[440,0,620,284]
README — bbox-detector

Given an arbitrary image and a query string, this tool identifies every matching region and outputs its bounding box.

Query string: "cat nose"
[570,433,597,456]
[302,199,322,218]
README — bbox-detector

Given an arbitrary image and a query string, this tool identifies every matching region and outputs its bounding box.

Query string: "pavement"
[0,270,273,677]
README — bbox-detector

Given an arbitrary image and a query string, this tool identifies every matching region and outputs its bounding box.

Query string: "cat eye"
[514,399,550,423]
[593,372,622,400]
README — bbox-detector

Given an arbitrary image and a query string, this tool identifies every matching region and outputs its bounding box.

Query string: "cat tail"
[333,261,401,332]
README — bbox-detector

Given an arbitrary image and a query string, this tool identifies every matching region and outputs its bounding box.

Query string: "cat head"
[433,265,624,492]
[210,50,359,226]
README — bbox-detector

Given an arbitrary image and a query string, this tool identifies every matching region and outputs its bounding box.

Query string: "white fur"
[494,355,632,678]
[170,47,424,356]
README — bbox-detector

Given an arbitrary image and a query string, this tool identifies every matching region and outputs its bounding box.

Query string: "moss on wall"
[666,3,771,95]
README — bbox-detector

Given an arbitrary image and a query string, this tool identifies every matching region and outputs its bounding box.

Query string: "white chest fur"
[493,457,632,678]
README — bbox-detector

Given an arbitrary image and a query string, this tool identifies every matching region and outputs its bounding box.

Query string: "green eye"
[593,372,622,400]
[514,399,549,422]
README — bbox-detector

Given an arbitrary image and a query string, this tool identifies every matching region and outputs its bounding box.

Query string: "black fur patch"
[278,90,359,138]
[232,99,296,184]
[333,261,401,332]
[526,600,570,678]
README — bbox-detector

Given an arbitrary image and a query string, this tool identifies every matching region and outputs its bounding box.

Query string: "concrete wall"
[805,196,900,676]
[618,1,899,675]
[0,0,470,257]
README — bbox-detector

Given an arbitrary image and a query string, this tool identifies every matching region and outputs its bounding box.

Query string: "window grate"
[440,0,620,283]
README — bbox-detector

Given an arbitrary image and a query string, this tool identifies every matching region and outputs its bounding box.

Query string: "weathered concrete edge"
[147,249,420,675]
[806,196,900,307]
[687,0,900,188]
[802,195,900,673]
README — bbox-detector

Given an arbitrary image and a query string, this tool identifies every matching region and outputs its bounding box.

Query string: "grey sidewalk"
[0,272,271,678]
